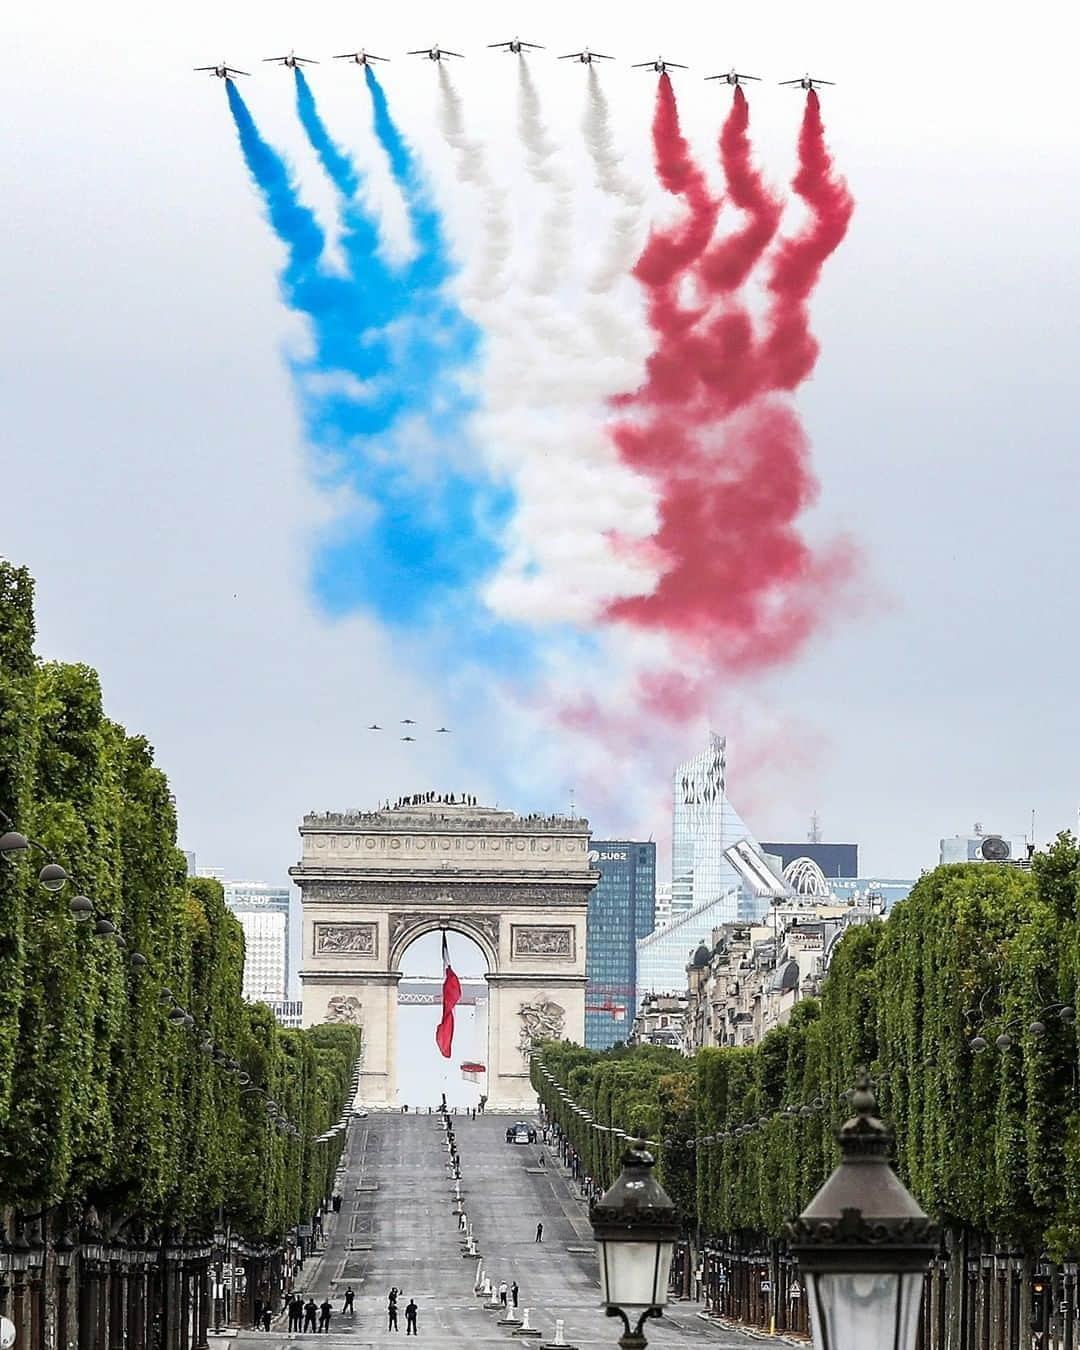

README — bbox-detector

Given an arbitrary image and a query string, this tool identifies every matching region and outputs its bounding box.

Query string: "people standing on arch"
[405,1299,419,1336]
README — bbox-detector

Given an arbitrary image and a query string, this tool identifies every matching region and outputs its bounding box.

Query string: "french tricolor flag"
[436,932,462,1059]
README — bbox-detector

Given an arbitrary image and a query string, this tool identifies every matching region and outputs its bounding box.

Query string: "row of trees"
[0,560,358,1247]
[532,837,1080,1261]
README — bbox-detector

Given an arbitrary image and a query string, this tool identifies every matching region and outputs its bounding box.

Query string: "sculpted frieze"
[298,880,587,908]
[512,926,574,959]
[314,923,377,956]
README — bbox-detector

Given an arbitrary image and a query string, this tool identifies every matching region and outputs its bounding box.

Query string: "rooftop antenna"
[1031,807,1036,845]
[808,811,822,845]
[569,786,576,818]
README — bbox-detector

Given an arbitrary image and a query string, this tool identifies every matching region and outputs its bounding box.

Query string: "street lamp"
[785,1072,938,1350]
[590,1141,681,1350]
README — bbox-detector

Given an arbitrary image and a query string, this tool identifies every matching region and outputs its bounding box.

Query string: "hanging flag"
[436,932,462,1058]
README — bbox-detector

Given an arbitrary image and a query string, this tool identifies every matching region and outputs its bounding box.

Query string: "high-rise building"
[653,882,673,931]
[671,733,758,923]
[222,881,292,1004]
[940,828,1030,866]
[585,841,656,1050]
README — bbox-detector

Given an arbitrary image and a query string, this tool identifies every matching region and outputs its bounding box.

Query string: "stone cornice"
[292,877,594,906]
[301,971,404,985]
[486,974,588,987]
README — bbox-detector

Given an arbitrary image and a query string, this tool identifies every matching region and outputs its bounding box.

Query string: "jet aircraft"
[632,57,688,73]
[401,735,416,742]
[436,726,451,734]
[401,718,416,725]
[334,49,389,65]
[407,44,463,61]
[705,68,761,86]
[263,51,319,68]
[489,38,545,53]
[367,723,382,730]
[779,73,835,89]
[558,48,614,64]
[193,63,249,79]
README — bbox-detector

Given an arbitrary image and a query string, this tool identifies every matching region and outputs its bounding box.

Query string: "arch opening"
[395,928,489,1111]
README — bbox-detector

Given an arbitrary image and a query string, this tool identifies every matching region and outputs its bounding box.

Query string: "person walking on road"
[303,1299,317,1332]
[535,1222,543,1243]
[511,1282,519,1308]
[405,1299,418,1336]
[343,1287,355,1316]
[499,1281,507,1308]
[388,1292,399,1331]
[318,1300,332,1333]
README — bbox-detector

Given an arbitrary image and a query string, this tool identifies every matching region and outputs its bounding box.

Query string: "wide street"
[236,1113,756,1350]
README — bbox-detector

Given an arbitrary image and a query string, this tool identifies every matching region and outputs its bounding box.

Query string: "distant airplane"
[407,44,464,61]
[193,62,250,79]
[436,726,451,734]
[368,723,382,731]
[632,57,688,73]
[263,51,319,68]
[401,718,416,725]
[558,48,614,64]
[705,68,761,86]
[334,49,390,65]
[489,38,545,54]
[779,73,835,90]
[401,735,416,742]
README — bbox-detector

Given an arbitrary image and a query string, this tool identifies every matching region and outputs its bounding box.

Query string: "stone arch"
[388,912,499,975]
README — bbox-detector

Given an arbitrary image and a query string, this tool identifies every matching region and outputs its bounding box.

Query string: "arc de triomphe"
[291,800,597,1111]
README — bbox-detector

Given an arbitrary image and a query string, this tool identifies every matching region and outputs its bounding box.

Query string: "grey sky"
[4,0,1080,894]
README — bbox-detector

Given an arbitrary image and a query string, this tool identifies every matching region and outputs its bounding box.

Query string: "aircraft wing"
[487,41,513,47]
[815,78,836,84]
[263,56,289,62]
[778,77,803,84]
[194,65,218,70]
[519,41,545,49]
[592,52,615,60]
[666,61,689,68]
[442,50,464,57]
[295,56,319,64]
[406,49,431,55]
[227,68,251,75]
[738,73,762,80]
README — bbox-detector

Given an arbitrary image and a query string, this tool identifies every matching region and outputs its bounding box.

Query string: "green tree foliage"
[536,842,1080,1260]
[0,561,359,1245]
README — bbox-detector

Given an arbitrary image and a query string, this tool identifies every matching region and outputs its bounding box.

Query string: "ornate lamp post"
[786,1072,939,1350]
[590,1142,681,1350]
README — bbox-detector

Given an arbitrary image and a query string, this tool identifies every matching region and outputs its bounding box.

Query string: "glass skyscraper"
[585,841,656,1050]
[671,733,758,922]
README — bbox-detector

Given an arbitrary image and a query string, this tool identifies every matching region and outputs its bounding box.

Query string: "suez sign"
[597,851,628,861]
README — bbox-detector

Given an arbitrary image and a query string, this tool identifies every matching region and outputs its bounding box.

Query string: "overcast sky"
[5,0,1080,901]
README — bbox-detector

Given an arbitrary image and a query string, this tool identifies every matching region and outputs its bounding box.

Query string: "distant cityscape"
[184,731,1035,1049]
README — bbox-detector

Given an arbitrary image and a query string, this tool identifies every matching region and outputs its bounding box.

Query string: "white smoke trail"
[516,58,574,296]
[582,65,647,293]
[437,65,512,300]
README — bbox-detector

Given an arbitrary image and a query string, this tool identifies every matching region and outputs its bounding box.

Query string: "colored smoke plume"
[582,66,646,293]
[603,84,857,688]
[701,86,783,292]
[763,90,855,389]
[634,73,719,289]
[516,56,574,295]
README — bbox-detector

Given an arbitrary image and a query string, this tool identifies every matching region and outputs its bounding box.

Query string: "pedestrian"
[511,1282,519,1309]
[499,1281,507,1308]
[405,1299,418,1336]
[292,1295,305,1331]
[538,1154,546,1167]
[319,1299,332,1333]
[343,1287,355,1316]
[535,1222,543,1243]
[332,1192,342,1214]
[254,1301,264,1330]
[303,1299,318,1333]
[388,1294,399,1332]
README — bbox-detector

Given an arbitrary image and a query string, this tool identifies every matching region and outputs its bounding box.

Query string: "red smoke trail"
[701,86,783,292]
[763,90,855,389]
[602,88,856,704]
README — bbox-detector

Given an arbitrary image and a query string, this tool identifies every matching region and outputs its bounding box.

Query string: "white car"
[352,1109,368,1119]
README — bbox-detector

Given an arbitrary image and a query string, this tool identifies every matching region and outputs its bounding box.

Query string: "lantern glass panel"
[806,1269,924,1350]
[598,1238,674,1314]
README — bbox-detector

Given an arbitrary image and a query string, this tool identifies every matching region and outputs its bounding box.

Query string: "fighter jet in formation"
[632,56,688,73]
[334,49,389,65]
[558,48,614,64]
[705,68,761,86]
[489,38,545,54]
[263,50,319,68]
[779,73,835,90]
[193,62,249,79]
[408,44,463,61]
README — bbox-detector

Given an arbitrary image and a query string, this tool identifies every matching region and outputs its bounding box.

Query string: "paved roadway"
[228,1112,756,1350]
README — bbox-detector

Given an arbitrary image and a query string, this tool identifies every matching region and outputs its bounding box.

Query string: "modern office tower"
[585,841,656,1049]
[222,881,291,1003]
[671,733,759,923]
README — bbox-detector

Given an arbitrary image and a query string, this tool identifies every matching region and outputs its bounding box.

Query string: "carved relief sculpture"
[512,926,574,959]
[314,923,377,956]
[518,999,565,1058]
[325,995,363,1025]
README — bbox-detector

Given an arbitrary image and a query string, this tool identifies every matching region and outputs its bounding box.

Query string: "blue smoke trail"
[227,79,509,628]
